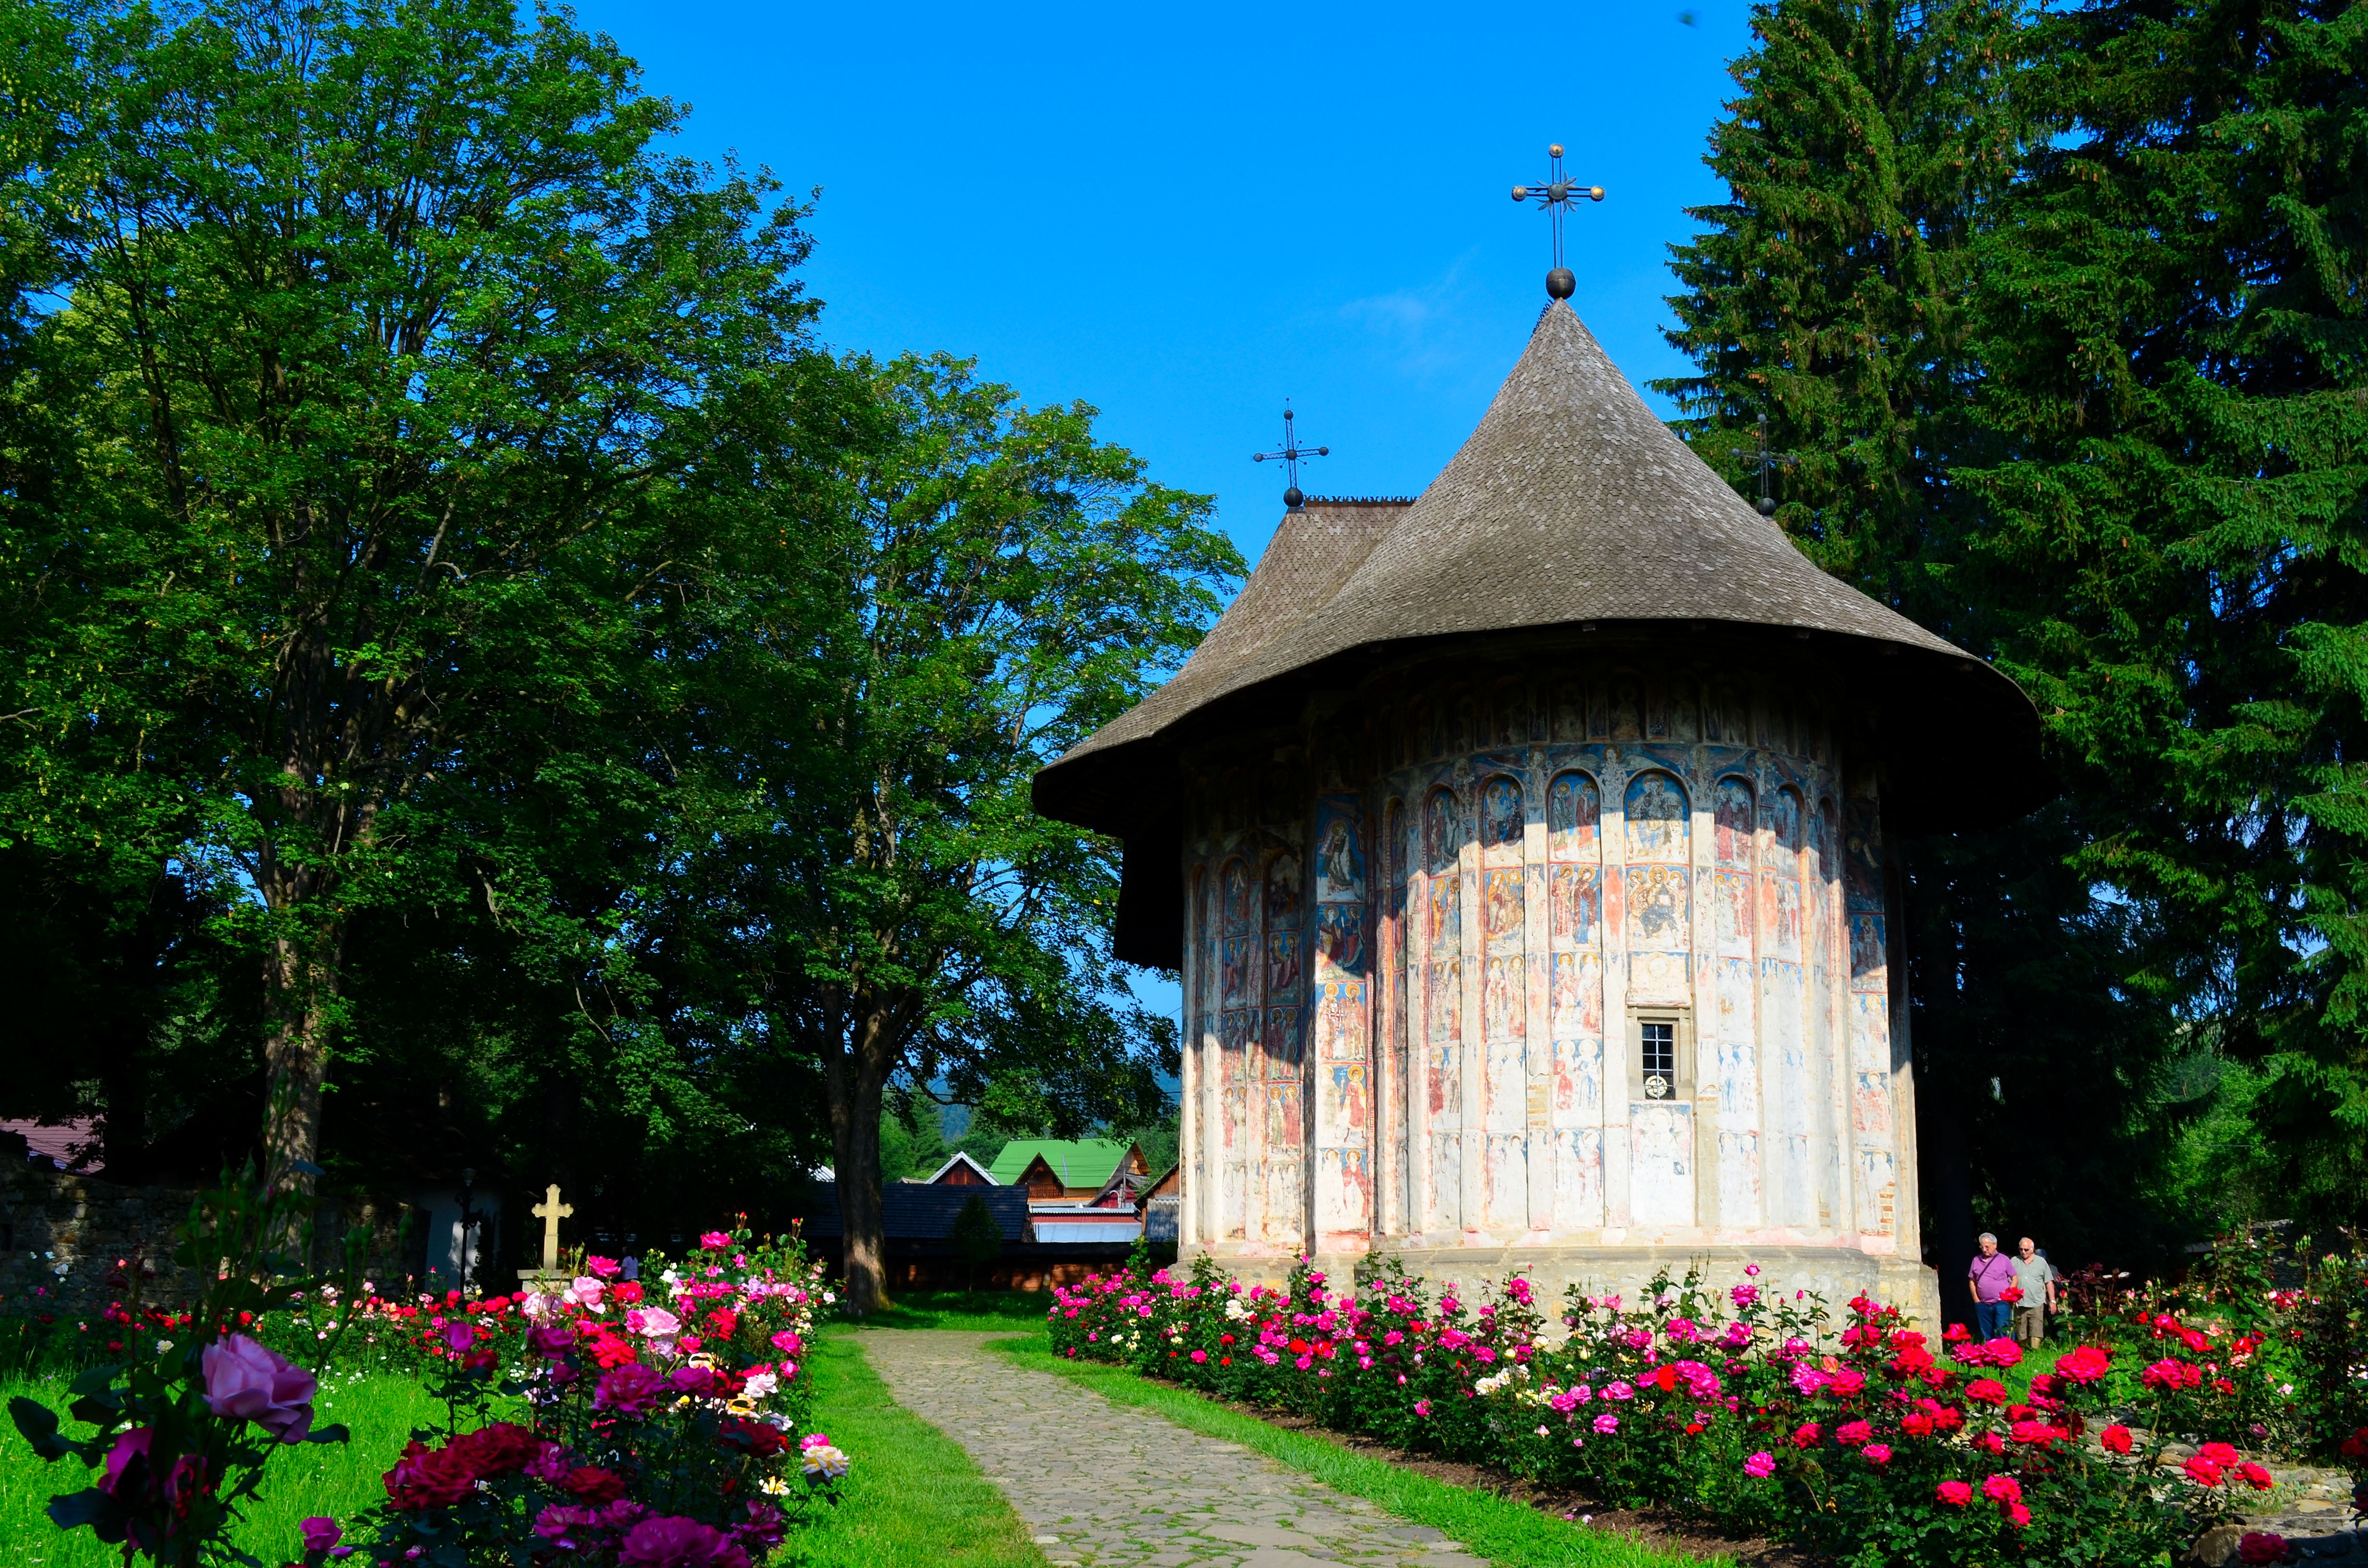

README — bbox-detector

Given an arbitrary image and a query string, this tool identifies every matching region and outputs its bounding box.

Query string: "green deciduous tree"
[0,0,812,1183]
[654,350,1237,1311]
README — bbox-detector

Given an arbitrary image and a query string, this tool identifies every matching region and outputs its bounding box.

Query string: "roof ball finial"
[1546,268,1576,300]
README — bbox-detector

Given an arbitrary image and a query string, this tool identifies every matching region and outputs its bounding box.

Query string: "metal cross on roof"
[1510,144,1604,300]
[1751,412,1799,516]
[1252,401,1329,512]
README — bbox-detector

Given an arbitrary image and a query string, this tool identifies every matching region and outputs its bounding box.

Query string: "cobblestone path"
[853,1331,1495,1568]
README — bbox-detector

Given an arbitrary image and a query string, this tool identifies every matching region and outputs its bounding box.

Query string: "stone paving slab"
[853,1331,1492,1568]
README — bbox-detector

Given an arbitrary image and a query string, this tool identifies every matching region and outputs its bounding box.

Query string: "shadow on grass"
[988,1341,1725,1568]
[844,1290,1056,1339]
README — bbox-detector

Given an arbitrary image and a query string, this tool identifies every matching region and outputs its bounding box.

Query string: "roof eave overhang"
[1035,618,2053,970]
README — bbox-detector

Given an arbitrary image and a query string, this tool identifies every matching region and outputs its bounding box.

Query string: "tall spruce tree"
[1961,0,2368,1225]
[1659,0,2195,1280]
[1659,0,2021,616]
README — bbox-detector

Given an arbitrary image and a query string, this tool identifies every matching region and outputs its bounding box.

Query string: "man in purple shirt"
[1968,1232,2016,1339]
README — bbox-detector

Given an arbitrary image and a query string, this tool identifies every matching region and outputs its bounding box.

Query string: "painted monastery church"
[1033,299,2043,1323]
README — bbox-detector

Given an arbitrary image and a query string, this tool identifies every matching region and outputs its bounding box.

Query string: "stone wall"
[0,1163,206,1321]
[0,1161,415,1323]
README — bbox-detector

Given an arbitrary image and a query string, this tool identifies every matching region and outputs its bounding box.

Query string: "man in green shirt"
[2010,1237,2056,1346]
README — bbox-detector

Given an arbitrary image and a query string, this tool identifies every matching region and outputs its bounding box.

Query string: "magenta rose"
[594,1362,668,1415]
[534,1503,607,1551]
[101,1427,156,1499]
[299,1517,342,1552]
[620,1514,749,1568]
[200,1334,317,1442]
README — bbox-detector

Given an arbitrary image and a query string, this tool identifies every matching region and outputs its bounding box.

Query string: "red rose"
[453,1422,540,1479]
[2101,1424,2134,1455]
[2236,1462,2273,1492]
[2183,1456,2225,1488]
[565,1466,627,1503]
[383,1440,477,1511]
[2197,1442,2241,1465]
[2056,1346,2111,1384]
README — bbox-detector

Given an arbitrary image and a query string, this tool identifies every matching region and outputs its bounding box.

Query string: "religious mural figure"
[1549,864,1599,947]
[1768,876,1802,956]
[1267,854,1304,930]
[1267,931,1303,995]
[1264,1005,1301,1070]
[1714,777,1754,867]
[1849,912,1885,980]
[1630,864,1688,946]
[1764,786,1802,867]
[1625,772,1689,860]
[1222,858,1252,935]
[1424,789,1459,875]
[1221,938,1252,1009]
[1317,811,1363,903]
[1611,679,1642,739]
[1482,955,1524,1039]
[1428,958,1461,1044]
[1429,874,1460,946]
[1546,772,1599,860]
[1483,868,1523,952]
[1316,906,1365,974]
[1480,776,1523,856]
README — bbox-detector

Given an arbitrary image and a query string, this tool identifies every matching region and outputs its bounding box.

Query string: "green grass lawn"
[793,1330,1047,1568]
[990,1340,1720,1568]
[0,1366,444,1568]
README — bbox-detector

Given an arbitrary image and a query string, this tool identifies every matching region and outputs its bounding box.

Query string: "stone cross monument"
[520,1183,574,1290]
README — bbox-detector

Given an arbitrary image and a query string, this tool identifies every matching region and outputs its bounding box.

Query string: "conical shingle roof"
[1036,302,2044,965]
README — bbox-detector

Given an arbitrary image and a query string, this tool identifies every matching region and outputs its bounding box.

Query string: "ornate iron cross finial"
[1510,143,1604,300]
[1751,412,1799,516]
[1252,401,1329,512]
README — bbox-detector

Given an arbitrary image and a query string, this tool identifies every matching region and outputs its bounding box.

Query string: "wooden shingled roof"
[1035,301,2046,968]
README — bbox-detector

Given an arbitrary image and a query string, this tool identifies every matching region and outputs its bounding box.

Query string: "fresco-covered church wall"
[1177,656,1919,1293]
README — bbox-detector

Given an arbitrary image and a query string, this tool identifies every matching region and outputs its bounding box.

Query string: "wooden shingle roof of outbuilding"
[1036,301,2045,967]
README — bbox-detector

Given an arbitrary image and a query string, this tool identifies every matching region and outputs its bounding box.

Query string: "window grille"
[1641,1021,1676,1100]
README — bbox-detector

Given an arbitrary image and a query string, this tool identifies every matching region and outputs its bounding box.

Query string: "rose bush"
[341,1221,841,1567]
[1049,1255,2315,1568]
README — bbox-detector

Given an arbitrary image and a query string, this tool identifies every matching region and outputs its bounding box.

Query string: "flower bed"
[1049,1254,2368,1568]
[10,1183,849,1568]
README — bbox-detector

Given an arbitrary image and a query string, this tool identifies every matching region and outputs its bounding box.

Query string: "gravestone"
[517,1183,574,1292]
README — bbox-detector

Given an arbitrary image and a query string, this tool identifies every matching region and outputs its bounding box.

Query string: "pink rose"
[1743,1451,1776,1478]
[201,1334,317,1442]
[587,1256,623,1279]
[698,1232,733,1251]
[627,1307,681,1340]
[568,1276,606,1310]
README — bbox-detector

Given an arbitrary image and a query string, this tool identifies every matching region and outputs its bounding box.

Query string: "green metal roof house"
[987,1139,1144,1197]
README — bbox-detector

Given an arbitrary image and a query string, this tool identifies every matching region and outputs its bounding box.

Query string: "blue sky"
[565,0,1760,1044]
[569,0,1755,565]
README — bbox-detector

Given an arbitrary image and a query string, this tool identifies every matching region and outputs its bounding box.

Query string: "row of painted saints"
[1209,768,1885,1037]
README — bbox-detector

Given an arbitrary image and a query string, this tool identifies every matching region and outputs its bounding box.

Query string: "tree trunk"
[826,1028,892,1315]
[262,924,342,1191]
